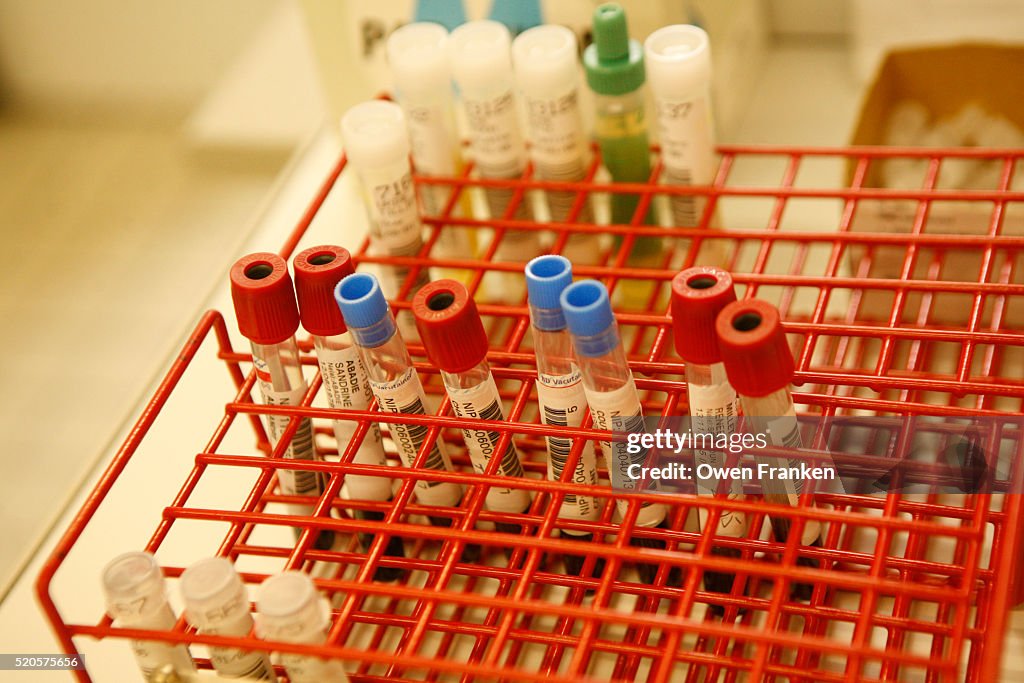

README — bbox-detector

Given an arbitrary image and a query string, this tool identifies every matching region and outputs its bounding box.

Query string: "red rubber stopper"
[229,252,299,345]
[671,266,736,365]
[715,299,795,398]
[412,279,488,373]
[292,245,354,336]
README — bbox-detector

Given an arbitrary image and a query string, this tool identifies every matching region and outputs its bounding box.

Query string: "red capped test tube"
[230,253,331,550]
[293,245,406,581]
[412,280,532,534]
[715,298,822,599]
[671,266,747,597]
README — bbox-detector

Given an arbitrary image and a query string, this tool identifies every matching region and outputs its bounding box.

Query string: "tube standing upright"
[413,279,532,534]
[293,245,406,581]
[386,22,473,268]
[180,558,274,680]
[525,256,603,576]
[230,252,332,550]
[449,20,541,301]
[334,273,468,531]
[583,4,660,276]
[512,25,600,265]
[101,552,196,680]
[340,100,431,341]
[715,298,823,600]
[256,572,349,683]
[671,267,747,597]
[645,25,716,230]
[560,279,671,583]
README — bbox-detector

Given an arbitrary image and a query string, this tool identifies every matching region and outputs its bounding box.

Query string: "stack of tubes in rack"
[99,6,827,680]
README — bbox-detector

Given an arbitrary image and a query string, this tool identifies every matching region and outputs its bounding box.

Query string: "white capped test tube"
[512,26,600,265]
[645,25,715,229]
[230,253,333,551]
[340,100,431,341]
[102,552,196,681]
[560,279,671,583]
[180,557,274,680]
[715,298,823,600]
[525,256,603,576]
[449,20,541,301]
[386,22,473,266]
[256,572,348,683]
[671,267,746,597]
[293,245,406,582]
[412,279,532,534]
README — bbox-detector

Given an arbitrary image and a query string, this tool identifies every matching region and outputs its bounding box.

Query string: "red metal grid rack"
[37,144,1024,682]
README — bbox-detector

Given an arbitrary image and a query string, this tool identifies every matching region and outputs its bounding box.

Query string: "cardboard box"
[847,44,1024,327]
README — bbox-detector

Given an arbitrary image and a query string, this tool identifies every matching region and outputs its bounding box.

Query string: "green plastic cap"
[583,3,645,96]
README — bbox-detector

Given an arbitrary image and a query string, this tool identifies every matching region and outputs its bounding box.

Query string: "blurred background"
[1,0,1023,601]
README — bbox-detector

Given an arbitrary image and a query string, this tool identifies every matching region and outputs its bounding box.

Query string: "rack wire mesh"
[38,144,1024,682]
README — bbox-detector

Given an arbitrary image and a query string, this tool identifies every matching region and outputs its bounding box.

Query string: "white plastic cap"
[180,557,247,629]
[387,22,451,99]
[102,551,167,622]
[644,25,712,99]
[255,571,328,641]
[512,25,579,95]
[448,20,513,93]
[341,100,411,170]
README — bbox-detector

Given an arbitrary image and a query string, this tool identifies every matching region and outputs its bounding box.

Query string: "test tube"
[645,25,716,230]
[449,20,541,301]
[386,22,474,267]
[340,100,431,340]
[560,280,670,582]
[715,299,822,599]
[671,267,746,597]
[512,25,600,265]
[293,245,405,581]
[334,272,467,529]
[230,253,332,550]
[101,552,196,680]
[255,571,348,683]
[180,557,274,680]
[583,4,661,275]
[525,256,603,575]
[412,279,532,534]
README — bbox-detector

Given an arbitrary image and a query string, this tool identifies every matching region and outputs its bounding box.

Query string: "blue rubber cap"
[525,255,573,331]
[560,280,616,356]
[335,273,394,347]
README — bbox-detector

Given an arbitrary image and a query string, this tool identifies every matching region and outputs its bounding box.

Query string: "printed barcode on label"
[477,400,525,478]
[394,396,447,482]
[543,405,576,503]
[483,186,530,221]
[665,168,700,226]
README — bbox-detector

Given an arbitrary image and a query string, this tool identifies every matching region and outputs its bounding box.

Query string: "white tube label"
[536,369,599,530]
[316,345,392,503]
[405,102,458,177]
[255,366,322,498]
[462,88,526,178]
[653,94,714,226]
[358,164,423,255]
[582,376,666,528]
[116,603,195,678]
[447,376,531,514]
[688,379,746,539]
[202,612,274,680]
[369,367,462,507]
[522,89,587,180]
[763,408,822,545]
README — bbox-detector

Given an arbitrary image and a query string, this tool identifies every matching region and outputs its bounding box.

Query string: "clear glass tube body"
[440,358,531,516]
[250,338,326,526]
[312,332,391,503]
[739,386,822,546]
[351,314,463,509]
[592,90,660,263]
[571,324,667,528]
[532,325,600,531]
